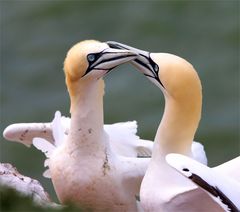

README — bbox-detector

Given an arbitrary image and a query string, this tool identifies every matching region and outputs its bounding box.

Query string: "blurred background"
[1,0,239,203]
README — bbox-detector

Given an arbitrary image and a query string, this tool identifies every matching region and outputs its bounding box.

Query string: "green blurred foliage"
[0,0,239,207]
[0,185,83,211]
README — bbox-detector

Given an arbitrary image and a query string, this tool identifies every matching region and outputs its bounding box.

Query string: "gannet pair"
[106,41,240,211]
[4,40,237,211]
[3,40,207,211]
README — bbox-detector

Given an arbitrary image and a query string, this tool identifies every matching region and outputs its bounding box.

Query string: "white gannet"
[106,41,223,211]
[9,40,151,211]
[166,153,240,211]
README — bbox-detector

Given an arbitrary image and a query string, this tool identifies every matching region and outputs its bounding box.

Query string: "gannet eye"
[87,54,96,62]
[182,168,189,172]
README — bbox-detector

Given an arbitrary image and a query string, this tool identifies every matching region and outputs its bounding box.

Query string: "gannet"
[106,41,223,211]
[166,153,240,211]
[13,40,151,211]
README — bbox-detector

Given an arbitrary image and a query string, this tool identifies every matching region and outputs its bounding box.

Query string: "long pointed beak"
[89,46,138,71]
[106,41,164,88]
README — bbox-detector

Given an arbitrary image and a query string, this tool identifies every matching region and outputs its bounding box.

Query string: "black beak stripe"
[83,51,135,77]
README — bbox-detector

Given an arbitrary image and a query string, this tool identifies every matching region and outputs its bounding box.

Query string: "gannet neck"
[67,78,107,152]
[151,53,202,160]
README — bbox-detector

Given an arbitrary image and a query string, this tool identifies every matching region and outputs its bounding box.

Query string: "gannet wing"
[104,121,153,157]
[166,153,240,211]
[3,122,53,147]
[191,141,208,165]
[214,156,240,182]
[3,111,69,147]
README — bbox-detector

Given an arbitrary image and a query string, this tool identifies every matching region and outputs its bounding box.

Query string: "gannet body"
[107,42,223,211]
[29,40,151,211]
[166,153,240,211]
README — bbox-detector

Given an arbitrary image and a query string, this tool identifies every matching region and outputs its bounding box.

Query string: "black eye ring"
[87,54,95,62]
[182,168,189,172]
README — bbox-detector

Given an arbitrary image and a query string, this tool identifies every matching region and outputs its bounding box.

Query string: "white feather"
[104,121,152,157]
[191,141,208,165]
[32,137,55,178]
[43,169,51,179]
[51,111,65,147]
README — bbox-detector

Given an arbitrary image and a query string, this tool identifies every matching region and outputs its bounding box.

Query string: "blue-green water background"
[1,1,239,202]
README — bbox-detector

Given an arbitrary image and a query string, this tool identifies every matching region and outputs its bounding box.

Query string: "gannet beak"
[106,41,164,88]
[84,45,138,76]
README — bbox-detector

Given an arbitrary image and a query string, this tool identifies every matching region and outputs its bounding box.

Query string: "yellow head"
[151,53,202,102]
[63,40,138,98]
[64,40,106,82]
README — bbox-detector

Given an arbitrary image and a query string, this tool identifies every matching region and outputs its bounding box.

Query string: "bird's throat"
[67,79,107,153]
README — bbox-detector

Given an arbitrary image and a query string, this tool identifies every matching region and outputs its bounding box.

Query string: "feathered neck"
[66,78,107,153]
[151,53,202,161]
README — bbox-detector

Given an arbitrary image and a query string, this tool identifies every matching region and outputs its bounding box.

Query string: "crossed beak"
[106,41,164,88]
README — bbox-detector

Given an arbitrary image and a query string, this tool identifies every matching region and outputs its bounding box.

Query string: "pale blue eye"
[87,54,95,62]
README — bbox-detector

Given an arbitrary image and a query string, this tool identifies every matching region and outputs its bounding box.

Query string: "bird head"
[64,40,138,97]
